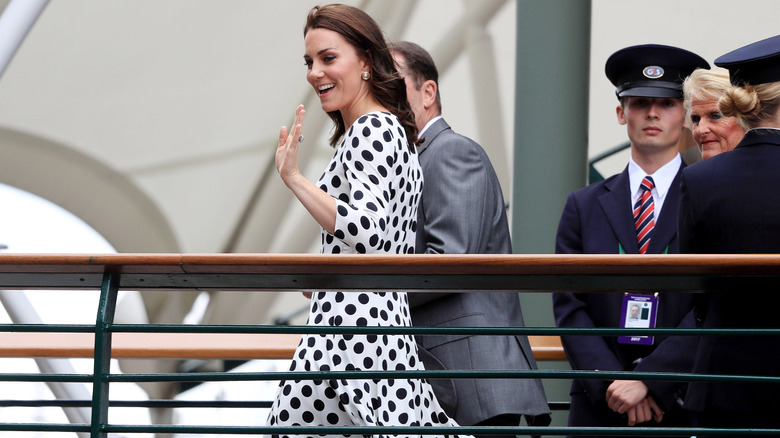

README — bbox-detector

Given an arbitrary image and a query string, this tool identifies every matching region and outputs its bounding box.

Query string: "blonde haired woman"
[678,34,780,430]
[682,67,746,159]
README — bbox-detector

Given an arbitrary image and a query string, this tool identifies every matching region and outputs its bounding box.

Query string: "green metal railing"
[1,253,779,437]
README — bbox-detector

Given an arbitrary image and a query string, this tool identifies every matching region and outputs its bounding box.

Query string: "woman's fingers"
[279,125,289,148]
[276,105,306,178]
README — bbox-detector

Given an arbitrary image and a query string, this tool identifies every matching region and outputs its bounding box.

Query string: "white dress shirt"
[628,153,682,220]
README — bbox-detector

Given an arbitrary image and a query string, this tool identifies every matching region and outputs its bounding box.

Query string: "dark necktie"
[633,176,655,254]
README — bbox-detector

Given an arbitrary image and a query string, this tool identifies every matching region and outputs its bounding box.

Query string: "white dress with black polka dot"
[267,112,466,437]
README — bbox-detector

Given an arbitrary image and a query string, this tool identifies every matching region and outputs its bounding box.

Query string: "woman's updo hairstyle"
[719,82,780,130]
[715,34,780,130]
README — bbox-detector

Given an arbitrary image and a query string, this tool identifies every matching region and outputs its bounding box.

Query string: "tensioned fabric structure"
[0,0,519,427]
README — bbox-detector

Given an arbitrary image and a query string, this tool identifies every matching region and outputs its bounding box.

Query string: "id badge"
[618,293,658,345]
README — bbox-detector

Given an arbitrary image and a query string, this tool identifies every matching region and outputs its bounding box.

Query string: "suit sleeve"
[553,192,624,404]
[678,171,699,254]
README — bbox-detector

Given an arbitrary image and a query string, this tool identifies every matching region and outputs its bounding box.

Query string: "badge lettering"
[643,66,664,79]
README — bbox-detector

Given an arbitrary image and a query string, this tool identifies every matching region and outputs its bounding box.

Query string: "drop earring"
[361,71,370,81]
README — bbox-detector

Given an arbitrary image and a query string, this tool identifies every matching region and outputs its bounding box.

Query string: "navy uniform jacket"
[553,163,696,419]
[679,129,780,422]
[410,118,550,426]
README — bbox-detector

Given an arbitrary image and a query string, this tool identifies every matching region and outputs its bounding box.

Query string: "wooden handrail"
[3,253,780,274]
[2,253,780,291]
[0,333,565,360]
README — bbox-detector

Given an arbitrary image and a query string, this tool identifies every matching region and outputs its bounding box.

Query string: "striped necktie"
[633,176,655,254]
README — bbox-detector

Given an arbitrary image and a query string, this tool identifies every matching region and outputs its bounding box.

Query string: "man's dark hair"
[391,41,442,111]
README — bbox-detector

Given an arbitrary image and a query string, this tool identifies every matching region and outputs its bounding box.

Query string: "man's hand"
[606,380,648,414]
[625,395,664,426]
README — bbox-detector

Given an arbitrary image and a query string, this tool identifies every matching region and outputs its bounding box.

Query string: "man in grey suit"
[391,41,550,437]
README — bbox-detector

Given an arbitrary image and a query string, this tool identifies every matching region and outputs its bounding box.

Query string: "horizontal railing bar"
[0,400,91,408]
[112,400,274,409]
[2,254,780,291]
[0,398,566,410]
[0,423,90,432]
[0,373,92,382]
[102,424,780,436]
[104,324,780,336]
[107,369,780,384]
[2,422,774,436]
[4,273,776,291]
[3,323,777,337]
[4,253,780,273]
[115,273,775,292]
[0,399,275,408]
[0,324,97,332]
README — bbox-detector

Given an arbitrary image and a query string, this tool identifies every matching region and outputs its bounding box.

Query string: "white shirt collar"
[418,115,442,138]
[628,153,681,217]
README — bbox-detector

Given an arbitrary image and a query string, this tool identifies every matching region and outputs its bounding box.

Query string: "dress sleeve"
[332,114,397,254]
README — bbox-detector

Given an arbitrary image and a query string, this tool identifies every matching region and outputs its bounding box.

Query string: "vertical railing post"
[91,272,119,438]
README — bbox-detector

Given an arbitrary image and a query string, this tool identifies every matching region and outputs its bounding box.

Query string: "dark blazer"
[410,118,550,426]
[553,162,696,427]
[679,129,780,426]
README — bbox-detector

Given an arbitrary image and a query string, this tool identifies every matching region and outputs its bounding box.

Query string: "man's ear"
[422,79,437,110]
[616,103,627,126]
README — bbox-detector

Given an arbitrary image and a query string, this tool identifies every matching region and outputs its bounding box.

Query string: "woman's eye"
[711,112,723,120]
[323,55,335,62]
[691,115,700,124]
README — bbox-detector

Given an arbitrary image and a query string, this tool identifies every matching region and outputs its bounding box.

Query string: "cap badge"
[643,66,665,79]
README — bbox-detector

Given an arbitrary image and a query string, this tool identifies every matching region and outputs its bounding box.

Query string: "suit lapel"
[647,162,684,254]
[416,118,451,157]
[598,167,639,254]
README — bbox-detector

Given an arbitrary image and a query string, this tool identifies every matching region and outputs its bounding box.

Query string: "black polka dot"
[269,112,452,430]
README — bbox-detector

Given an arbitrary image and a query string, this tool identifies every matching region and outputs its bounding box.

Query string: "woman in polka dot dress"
[269,4,467,438]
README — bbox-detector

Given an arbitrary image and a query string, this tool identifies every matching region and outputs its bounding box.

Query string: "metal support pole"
[0,0,50,79]
[512,0,591,255]
[91,273,120,438]
[511,3,592,426]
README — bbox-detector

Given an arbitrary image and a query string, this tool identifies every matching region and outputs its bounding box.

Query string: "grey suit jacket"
[410,118,550,426]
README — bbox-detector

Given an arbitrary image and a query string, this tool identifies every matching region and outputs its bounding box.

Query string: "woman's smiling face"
[304,28,370,119]
[690,98,745,159]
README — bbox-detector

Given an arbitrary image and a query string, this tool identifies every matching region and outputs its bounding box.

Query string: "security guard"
[553,44,708,436]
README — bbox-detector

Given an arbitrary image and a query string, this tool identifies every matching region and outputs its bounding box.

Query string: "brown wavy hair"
[304,4,418,148]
